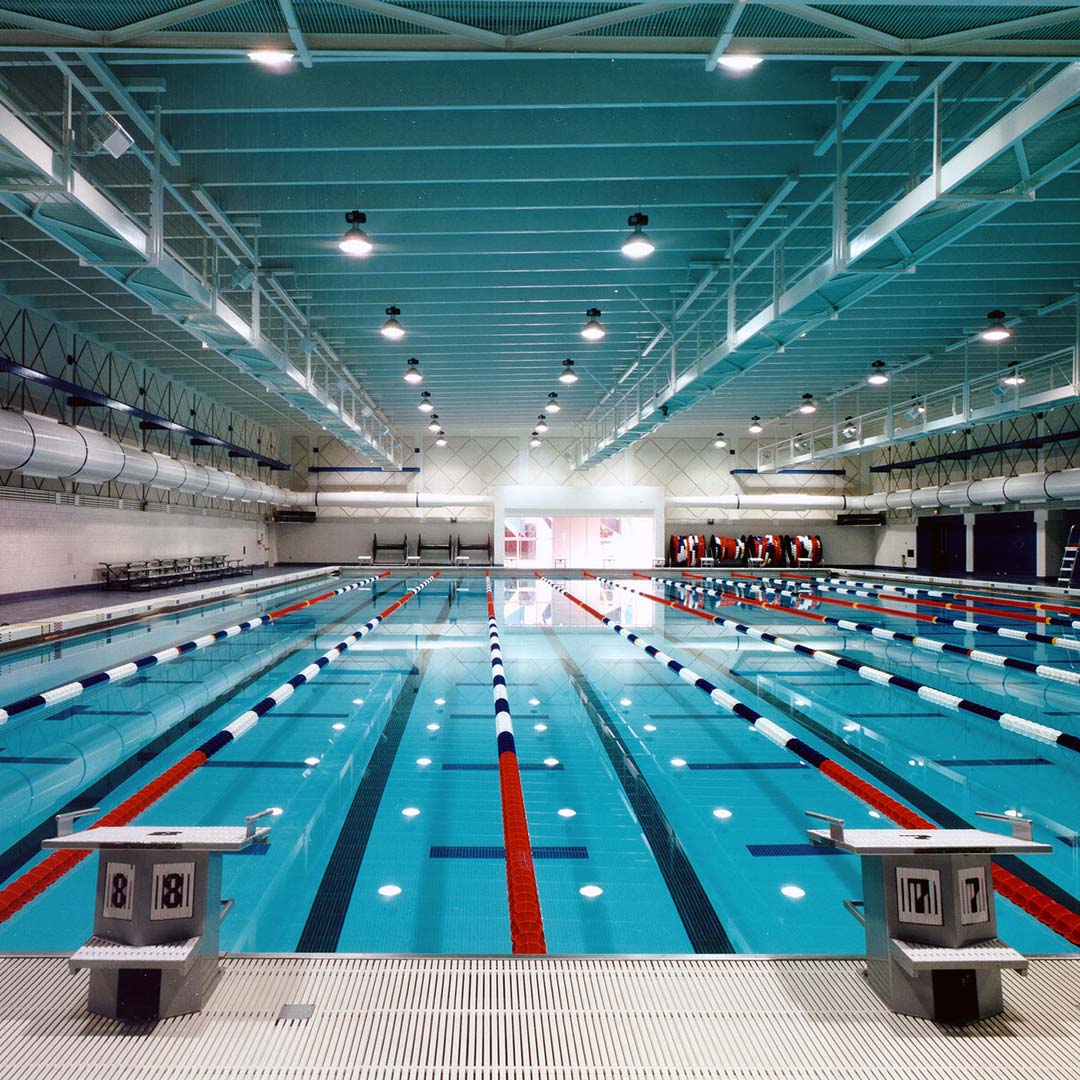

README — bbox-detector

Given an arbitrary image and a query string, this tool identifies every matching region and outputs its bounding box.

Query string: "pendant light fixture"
[529,431,542,448]
[417,390,434,412]
[748,416,763,434]
[381,306,405,340]
[867,360,889,386]
[543,391,561,414]
[403,357,422,384]
[1002,362,1026,386]
[535,414,549,434]
[580,308,605,341]
[339,210,373,256]
[841,416,858,439]
[559,359,578,384]
[435,433,448,447]
[713,432,727,449]
[798,393,817,415]
[427,414,441,433]
[621,213,654,259]
[981,309,1011,343]
[248,49,294,68]
[717,54,763,73]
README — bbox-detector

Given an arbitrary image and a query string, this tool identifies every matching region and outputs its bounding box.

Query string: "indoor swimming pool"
[0,570,1077,957]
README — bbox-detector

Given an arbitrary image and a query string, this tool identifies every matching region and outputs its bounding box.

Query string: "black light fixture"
[381,306,405,341]
[580,308,605,341]
[435,432,448,447]
[841,416,858,439]
[981,309,1011,343]
[403,356,422,384]
[545,391,561,413]
[621,212,654,259]
[867,360,889,386]
[417,390,434,412]
[559,358,579,384]
[427,413,441,433]
[1002,361,1026,386]
[535,414,549,434]
[529,431,542,447]
[748,415,763,434]
[339,210,373,256]
[713,432,727,449]
[798,393,817,415]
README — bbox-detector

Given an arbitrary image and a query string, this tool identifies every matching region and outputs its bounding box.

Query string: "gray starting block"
[807,810,1051,1025]
[44,809,275,1022]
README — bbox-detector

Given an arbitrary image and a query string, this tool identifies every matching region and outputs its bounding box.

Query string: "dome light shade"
[545,391,560,413]
[717,54,762,73]
[799,393,816,415]
[841,416,858,439]
[1002,362,1026,386]
[535,414,549,434]
[559,358,578,384]
[427,414,441,433]
[339,210,372,256]
[748,415,763,435]
[381,306,405,340]
[867,360,889,386]
[435,435,447,447]
[403,356,422,383]
[418,390,434,412]
[621,212,654,259]
[981,309,1011,343]
[713,432,727,449]
[529,431,542,447]
[581,308,605,341]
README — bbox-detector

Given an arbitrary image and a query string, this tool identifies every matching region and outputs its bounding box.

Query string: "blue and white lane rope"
[0,574,385,725]
[602,574,1080,757]
[692,571,1080,655]
[485,575,546,954]
[219,575,437,744]
[671,575,1080,687]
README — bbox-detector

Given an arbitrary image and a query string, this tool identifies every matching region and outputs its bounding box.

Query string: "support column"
[964,512,976,574]
[1034,508,1050,580]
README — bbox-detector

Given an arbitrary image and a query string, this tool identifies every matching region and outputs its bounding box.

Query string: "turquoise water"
[0,571,1077,955]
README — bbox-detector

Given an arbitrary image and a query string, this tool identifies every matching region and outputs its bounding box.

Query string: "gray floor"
[0,567,309,626]
[0,953,1077,1078]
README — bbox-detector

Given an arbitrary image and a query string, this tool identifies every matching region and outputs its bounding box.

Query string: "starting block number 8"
[151,862,195,920]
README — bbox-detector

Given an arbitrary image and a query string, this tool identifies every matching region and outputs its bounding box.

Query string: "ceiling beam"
[331,0,508,48]
[813,59,904,156]
[510,2,693,48]
[276,0,313,67]
[764,3,908,53]
[705,0,750,72]
[0,8,98,44]
[104,0,251,45]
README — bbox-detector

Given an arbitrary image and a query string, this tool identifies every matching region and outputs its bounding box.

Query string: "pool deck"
[1,953,1077,1078]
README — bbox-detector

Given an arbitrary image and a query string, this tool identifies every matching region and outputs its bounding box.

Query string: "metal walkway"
[1,954,1077,1078]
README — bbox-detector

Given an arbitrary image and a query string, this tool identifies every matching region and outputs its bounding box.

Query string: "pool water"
[0,571,1077,956]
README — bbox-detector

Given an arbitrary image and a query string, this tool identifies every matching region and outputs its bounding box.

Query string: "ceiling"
[1,1,1080,459]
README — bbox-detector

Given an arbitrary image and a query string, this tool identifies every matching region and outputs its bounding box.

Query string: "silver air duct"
[4,406,1080,513]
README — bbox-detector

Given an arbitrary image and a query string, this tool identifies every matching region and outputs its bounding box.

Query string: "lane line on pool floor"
[543,574,1080,947]
[542,627,735,953]
[636,575,1080,758]
[0,575,437,924]
[0,572,390,725]
[485,575,546,955]
[673,574,1080,691]
[297,583,453,952]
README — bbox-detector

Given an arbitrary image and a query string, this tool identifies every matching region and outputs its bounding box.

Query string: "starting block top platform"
[808,827,1052,856]
[44,825,268,852]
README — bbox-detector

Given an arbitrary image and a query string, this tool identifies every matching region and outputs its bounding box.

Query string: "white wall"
[0,502,266,594]
[274,517,492,564]
[874,521,918,569]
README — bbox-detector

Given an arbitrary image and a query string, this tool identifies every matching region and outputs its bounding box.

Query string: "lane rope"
[0,572,390,724]
[485,575,546,954]
[679,573,1080,688]
[680,571,1080,656]
[0,574,436,923]
[610,574,1080,758]
[541,574,1080,946]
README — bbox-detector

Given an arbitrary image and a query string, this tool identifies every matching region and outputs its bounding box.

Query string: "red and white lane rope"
[0,572,390,724]
[485,575,546,954]
[539,574,1080,946]
[675,573,1080,688]
[0,574,436,923]
[684,571,1080,655]
[608,574,1080,758]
